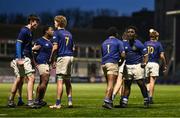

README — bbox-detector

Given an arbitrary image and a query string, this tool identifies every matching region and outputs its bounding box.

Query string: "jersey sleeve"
[158,42,164,53]
[16,28,27,59]
[118,40,125,53]
[52,31,59,45]
[137,40,148,55]
[34,39,41,46]
[17,28,26,43]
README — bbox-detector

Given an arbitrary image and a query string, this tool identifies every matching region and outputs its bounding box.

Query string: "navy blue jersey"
[52,29,73,57]
[34,37,53,64]
[124,39,147,65]
[144,40,164,63]
[101,37,124,64]
[15,27,33,58]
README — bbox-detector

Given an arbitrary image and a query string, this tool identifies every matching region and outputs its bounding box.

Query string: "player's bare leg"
[35,74,49,106]
[136,79,149,108]
[112,73,123,100]
[149,76,156,104]
[8,77,22,107]
[103,74,117,109]
[64,78,73,107]
[49,75,63,109]
[26,74,35,106]
[120,79,132,108]
[17,77,25,106]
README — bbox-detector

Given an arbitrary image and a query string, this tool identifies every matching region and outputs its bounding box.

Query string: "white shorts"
[10,57,35,77]
[102,63,119,76]
[56,56,74,76]
[119,61,125,73]
[145,62,159,77]
[125,63,145,80]
[37,64,50,75]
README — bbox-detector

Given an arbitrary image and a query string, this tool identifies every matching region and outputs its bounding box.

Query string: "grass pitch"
[0,83,180,117]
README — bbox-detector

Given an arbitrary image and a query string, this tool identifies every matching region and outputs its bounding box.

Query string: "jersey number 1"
[107,44,110,53]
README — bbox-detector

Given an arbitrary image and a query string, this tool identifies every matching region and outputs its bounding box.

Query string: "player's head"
[43,26,54,38]
[122,31,128,40]
[126,26,138,40]
[149,29,159,40]
[27,14,40,30]
[107,26,119,38]
[54,15,67,29]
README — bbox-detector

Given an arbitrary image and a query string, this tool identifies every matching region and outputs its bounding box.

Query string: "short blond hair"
[54,15,67,28]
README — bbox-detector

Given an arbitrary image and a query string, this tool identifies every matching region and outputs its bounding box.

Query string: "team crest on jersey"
[45,43,49,46]
[132,45,137,51]
[125,46,128,50]
[53,36,56,39]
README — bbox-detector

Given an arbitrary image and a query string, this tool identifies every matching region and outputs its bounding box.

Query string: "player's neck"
[25,24,31,30]
[150,39,157,42]
[109,36,115,39]
[43,36,50,40]
[57,27,65,30]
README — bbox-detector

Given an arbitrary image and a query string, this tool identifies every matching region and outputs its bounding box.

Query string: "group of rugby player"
[7,14,167,110]
[7,14,74,109]
[101,26,167,109]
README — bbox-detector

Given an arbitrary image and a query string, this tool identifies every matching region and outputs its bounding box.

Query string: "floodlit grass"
[0,83,180,117]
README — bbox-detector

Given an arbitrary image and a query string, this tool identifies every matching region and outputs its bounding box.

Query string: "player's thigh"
[37,64,50,75]
[56,56,73,75]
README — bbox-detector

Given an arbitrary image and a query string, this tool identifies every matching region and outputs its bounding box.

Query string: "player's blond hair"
[149,29,159,40]
[54,15,67,28]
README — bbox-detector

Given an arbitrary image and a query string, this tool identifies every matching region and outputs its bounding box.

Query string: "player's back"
[53,29,73,57]
[144,40,164,63]
[101,37,124,64]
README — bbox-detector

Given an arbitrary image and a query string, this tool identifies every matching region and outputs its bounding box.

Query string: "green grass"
[0,83,180,117]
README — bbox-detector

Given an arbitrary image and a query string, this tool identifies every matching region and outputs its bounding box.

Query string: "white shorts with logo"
[10,57,35,77]
[56,56,74,76]
[37,64,50,75]
[145,62,159,77]
[102,63,119,76]
[125,63,145,80]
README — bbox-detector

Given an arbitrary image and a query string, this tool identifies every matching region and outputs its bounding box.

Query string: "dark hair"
[107,26,119,38]
[27,14,40,23]
[42,26,53,34]
[126,25,138,34]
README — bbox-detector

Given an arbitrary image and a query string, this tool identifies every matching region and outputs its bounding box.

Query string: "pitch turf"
[0,83,180,117]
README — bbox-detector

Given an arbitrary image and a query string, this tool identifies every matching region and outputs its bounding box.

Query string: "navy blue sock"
[18,97,23,102]
[56,99,61,105]
[68,96,72,102]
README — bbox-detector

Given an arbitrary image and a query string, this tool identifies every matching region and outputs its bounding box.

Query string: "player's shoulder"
[20,27,30,33]
[116,38,123,45]
[135,39,143,45]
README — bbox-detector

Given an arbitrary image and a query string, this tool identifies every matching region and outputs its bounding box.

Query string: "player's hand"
[163,65,167,73]
[141,63,146,68]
